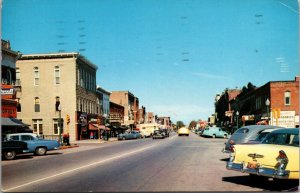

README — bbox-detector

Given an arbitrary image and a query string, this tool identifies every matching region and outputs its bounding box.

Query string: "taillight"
[276,150,289,170]
[229,145,235,162]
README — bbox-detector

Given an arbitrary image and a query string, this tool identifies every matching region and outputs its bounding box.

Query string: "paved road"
[2,132,298,192]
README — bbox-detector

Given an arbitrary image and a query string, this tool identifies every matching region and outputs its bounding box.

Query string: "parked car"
[152,130,165,139]
[222,125,283,153]
[2,140,29,160]
[5,133,60,156]
[178,127,189,136]
[226,128,299,180]
[117,131,143,140]
[201,126,228,138]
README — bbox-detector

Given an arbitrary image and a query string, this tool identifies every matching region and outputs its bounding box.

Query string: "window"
[16,68,20,86]
[34,97,40,112]
[54,66,60,84]
[33,119,43,135]
[6,69,12,84]
[53,119,59,135]
[55,97,60,111]
[17,98,21,112]
[21,135,34,141]
[10,136,19,140]
[34,67,39,86]
[284,91,291,105]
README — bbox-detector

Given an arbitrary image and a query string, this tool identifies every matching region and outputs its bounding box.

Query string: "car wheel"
[224,134,227,139]
[122,137,126,140]
[35,147,47,156]
[3,151,16,160]
[212,134,216,138]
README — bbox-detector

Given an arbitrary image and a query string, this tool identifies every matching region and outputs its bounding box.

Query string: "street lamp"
[265,98,270,124]
[58,105,62,145]
[236,111,239,130]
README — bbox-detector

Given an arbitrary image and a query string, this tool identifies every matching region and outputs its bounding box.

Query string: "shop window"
[33,119,43,135]
[53,119,59,135]
[284,91,291,105]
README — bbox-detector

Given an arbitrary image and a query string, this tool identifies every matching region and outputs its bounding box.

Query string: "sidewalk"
[60,137,118,149]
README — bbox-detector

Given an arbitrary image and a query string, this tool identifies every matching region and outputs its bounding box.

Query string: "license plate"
[247,162,258,169]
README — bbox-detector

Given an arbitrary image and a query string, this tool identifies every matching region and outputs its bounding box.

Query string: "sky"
[2,0,299,125]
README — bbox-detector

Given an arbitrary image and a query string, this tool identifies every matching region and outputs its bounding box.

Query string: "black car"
[2,140,29,160]
[160,129,170,137]
[152,130,165,139]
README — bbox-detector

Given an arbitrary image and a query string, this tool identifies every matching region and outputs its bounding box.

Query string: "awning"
[1,117,30,126]
[88,124,109,130]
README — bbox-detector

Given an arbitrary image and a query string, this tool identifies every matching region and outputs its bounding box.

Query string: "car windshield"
[262,133,299,147]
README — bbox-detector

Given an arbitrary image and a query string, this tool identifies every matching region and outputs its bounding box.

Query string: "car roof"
[260,128,281,133]
[269,128,299,135]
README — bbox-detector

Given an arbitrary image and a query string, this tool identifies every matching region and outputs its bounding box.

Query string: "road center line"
[3,143,160,192]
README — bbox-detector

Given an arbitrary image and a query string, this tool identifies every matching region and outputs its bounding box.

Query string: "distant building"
[110,91,139,129]
[146,112,155,123]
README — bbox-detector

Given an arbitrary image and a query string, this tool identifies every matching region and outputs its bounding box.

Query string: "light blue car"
[5,133,60,156]
[201,126,229,138]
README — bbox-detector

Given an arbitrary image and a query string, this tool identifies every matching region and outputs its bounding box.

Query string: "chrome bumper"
[226,161,290,179]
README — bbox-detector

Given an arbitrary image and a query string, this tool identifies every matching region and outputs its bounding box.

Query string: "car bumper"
[226,161,290,179]
[222,148,231,153]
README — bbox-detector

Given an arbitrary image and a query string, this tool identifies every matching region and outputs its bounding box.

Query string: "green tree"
[176,121,185,129]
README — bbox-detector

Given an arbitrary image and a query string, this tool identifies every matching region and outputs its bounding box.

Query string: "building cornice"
[19,52,98,70]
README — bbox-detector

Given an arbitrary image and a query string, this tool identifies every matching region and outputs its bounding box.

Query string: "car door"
[20,135,36,152]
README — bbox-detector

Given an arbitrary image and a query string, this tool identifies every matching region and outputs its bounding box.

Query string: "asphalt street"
[2,132,298,192]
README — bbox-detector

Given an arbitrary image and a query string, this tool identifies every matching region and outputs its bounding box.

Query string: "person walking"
[90,132,94,139]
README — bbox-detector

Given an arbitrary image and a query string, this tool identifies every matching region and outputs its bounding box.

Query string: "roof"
[271,128,299,135]
[1,118,30,126]
[19,52,98,70]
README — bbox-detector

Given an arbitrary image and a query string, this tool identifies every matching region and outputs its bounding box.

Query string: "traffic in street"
[2,132,298,192]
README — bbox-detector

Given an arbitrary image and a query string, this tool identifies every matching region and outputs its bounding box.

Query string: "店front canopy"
[1,117,30,126]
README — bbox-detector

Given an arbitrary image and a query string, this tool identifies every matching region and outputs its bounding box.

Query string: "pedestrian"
[90,132,94,139]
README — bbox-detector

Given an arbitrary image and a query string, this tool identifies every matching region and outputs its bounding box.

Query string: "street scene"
[2,133,298,192]
[1,0,299,192]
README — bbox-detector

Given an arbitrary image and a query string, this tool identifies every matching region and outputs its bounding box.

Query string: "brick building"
[229,76,299,128]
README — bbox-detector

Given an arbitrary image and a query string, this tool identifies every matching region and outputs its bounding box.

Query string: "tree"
[176,121,185,129]
[188,120,197,129]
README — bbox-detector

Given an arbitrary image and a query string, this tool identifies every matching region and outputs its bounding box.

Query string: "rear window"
[9,136,19,141]
[235,128,249,134]
[262,133,299,147]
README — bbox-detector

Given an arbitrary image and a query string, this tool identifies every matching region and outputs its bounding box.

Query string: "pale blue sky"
[2,0,299,124]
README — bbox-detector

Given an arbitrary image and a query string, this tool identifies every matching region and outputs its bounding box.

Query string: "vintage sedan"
[223,125,283,153]
[118,131,143,140]
[152,130,165,139]
[226,128,299,180]
[201,126,228,138]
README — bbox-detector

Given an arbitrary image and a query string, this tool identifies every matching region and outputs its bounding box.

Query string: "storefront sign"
[271,111,295,128]
[1,85,15,99]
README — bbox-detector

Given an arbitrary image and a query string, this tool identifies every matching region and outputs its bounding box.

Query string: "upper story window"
[34,67,39,86]
[55,97,60,111]
[54,66,60,84]
[284,91,291,105]
[34,97,40,112]
[16,68,21,86]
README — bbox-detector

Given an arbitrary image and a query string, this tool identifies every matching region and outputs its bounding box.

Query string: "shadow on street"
[223,175,299,191]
